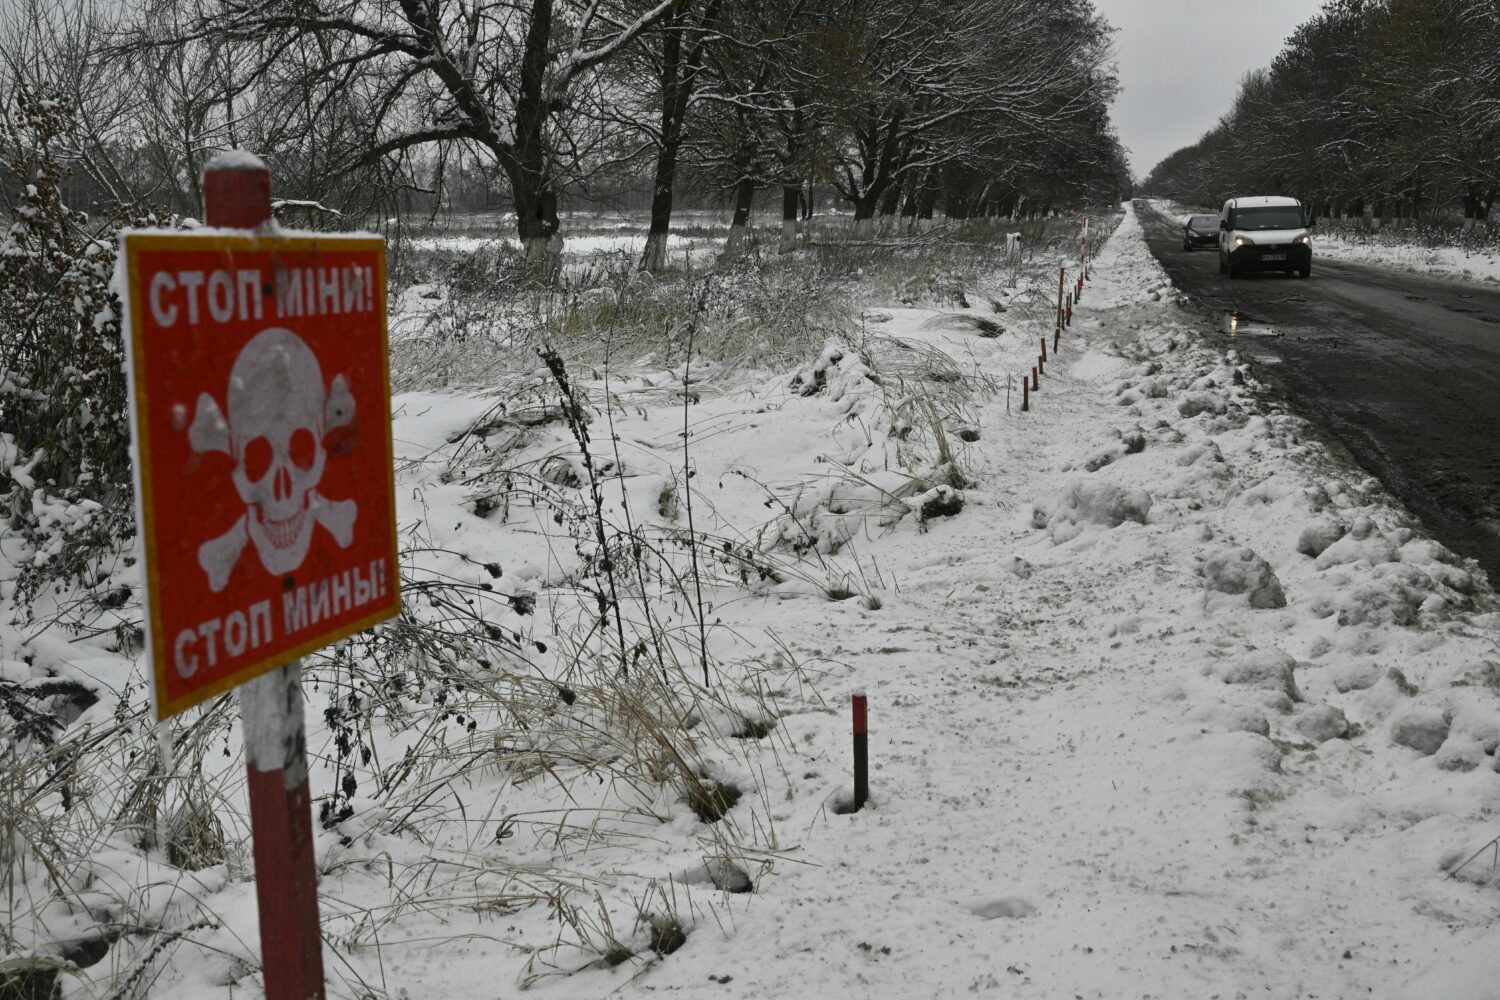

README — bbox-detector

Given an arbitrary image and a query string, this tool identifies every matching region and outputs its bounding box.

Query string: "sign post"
[121,151,400,1000]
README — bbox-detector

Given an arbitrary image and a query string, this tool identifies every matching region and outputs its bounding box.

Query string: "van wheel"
[1298,266,1311,279]
[1227,259,1238,279]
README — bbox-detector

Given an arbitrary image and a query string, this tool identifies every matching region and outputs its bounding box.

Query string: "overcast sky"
[1090,0,1324,179]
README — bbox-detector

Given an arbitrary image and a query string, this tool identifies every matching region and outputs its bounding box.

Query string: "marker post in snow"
[1080,217,1090,292]
[1056,266,1065,336]
[121,152,402,1000]
[852,694,869,811]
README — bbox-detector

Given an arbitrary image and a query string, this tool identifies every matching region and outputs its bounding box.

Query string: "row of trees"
[1143,0,1499,223]
[2,0,1129,270]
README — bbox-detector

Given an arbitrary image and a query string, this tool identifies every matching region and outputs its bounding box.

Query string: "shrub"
[0,98,160,623]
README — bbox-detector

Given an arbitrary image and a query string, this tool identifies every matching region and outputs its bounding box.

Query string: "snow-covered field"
[1314,231,1500,285]
[8,206,1500,999]
[406,232,705,257]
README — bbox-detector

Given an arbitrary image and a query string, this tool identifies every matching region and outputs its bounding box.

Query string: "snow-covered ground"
[8,206,1500,999]
[1314,230,1500,285]
[406,232,705,257]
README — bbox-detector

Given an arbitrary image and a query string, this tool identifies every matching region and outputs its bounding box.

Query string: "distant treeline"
[1143,0,1499,223]
[3,0,1131,270]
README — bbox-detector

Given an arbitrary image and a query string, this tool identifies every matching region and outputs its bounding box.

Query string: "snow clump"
[1314,516,1398,569]
[1330,564,1437,625]
[1178,393,1228,418]
[1293,704,1350,744]
[1207,648,1302,703]
[1296,517,1346,558]
[1390,705,1451,756]
[1031,476,1151,544]
[1201,547,1287,609]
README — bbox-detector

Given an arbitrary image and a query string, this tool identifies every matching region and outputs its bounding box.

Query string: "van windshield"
[1234,206,1303,231]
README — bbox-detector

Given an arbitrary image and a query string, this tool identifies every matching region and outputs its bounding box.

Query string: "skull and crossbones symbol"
[189,327,358,591]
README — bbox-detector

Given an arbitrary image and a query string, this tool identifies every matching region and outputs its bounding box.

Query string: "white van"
[1218,196,1313,279]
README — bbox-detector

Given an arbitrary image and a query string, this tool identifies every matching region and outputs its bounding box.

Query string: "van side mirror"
[1307,218,1317,230]
[1219,220,1228,230]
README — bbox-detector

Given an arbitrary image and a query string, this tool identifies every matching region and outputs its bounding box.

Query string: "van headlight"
[1235,236,1246,247]
[1297,235,1311,245]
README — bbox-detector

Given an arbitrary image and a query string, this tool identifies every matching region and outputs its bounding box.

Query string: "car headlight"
[1235,236,1246,247]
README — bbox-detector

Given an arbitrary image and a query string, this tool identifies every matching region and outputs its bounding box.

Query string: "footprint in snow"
[966,897,1037,920]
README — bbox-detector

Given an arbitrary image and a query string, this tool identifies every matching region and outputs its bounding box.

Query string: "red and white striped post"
[1056,266,1065,336]
[852,693,868,811]
[1080,217,1090,292]
[203,154,327,1000]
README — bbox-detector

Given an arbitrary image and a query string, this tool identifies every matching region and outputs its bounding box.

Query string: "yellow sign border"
[122,231,401,720]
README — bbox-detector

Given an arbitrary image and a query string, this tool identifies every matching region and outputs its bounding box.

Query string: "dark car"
[1182,215,1219,251]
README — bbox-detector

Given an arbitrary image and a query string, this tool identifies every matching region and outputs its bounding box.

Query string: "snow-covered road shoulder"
[694,204,1500,999]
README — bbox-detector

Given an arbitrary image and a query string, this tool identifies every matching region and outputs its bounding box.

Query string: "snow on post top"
[204,148,268,173]
[202,150,271,229]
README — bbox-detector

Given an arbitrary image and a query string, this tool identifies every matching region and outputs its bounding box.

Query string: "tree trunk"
[638,3,718,273]
[723,174,755,257]
[779,185,798,253]
[916,183,937,232]
[641,124,679,271]
[851,194,879,239]
[517,186,561,279]
[876,182,901,235]
[974,180,994,222]
[945,191,968,223]
[641,228,670,272]
[513,0,560,280]
[899,173,919,233]
[639,20,683,273]
[1462,185,1484,226]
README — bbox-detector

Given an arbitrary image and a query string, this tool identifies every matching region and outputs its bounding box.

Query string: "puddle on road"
[1219,310,1287,365]
[1219,311,1282,337]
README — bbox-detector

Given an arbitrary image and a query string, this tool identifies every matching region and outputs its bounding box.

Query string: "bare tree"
[182,0,684,265]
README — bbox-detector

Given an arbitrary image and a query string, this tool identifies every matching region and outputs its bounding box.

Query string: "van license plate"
[1262,253,1286,261]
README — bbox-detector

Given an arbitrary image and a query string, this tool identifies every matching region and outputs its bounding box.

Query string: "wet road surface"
[1137,203,1500,582]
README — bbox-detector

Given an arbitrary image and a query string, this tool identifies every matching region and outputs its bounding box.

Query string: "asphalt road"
[1136,202,1500,582]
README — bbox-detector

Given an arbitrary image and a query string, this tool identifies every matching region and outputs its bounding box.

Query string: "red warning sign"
[122,232,400,719]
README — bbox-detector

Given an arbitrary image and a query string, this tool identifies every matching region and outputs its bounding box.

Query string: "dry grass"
[0,212,1098,995]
